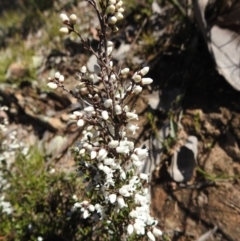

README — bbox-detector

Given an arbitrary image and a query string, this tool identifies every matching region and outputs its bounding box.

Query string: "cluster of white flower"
[0,195,13,215]
[106,0,124,31]
[47,0,162,239]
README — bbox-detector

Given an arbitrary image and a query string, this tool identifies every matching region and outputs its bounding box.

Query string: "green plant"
[46,0,162,240]
[0,147,84,241]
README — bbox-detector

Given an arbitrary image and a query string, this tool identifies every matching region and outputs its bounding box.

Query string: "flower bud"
[117,196,127,208]
[114,12,123,20]
[106,5,115,14]
[109,194,117,203]
[127,224,134,235]
[108,140,119,148]
[140,66,149,76]
[132,73,142,83]
[139,173,149,181]
[147,231,156,241]
[59,27,70,35]
[90,151,97,159]
[59,75,64,83]
[141,77,153,85]
[69,114,77,120]
[104,99,113,108]
[69,14,77,25]
[108,16,117,25]
[73,111,83,118]
[107,46,113,56]
[110,74,116,81]
[112,26,119,32]
[101,110,109,120]
[152,227,162,236]
[115,105,122,114]
[80,66,87,73]
[120,68,130,75]
[133,85,142,94]
[84,106,94,112]
[116,0,123,8]
[47,82,58,90]
[109,0,116,4]
[117,7,125,13]
[54,72,61,79]
[77,119,84,127]
[60,13,69,24]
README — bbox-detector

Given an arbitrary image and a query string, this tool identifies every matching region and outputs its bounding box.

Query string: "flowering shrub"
[47,0,162,240]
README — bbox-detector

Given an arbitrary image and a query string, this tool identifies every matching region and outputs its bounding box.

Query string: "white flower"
[102,165,112,175]
[69,14,77,24]
[88,204,95,212]
[90,150,97,159]
[49,168,55,174]
[79,149,85,155]
[108,16,117,25]
[37,237,43,241]
[126,123,139,135]
[101,110,109,120]
[103,158,115,166]
[120,170,126,180]
[139,173,149,181]
[59,75,64,83]
[133,220,145,235]
[131,153,139,162]
[0,199,13,215]
[109,194,117,203]
[116,0,123,8]
[120,68,130,75]
[114,12,123,20]
[108,140,119,148]
[83,209,90,219]
[77,119,85,127]
[73,202,81,209]
[117,7,125,13]
[107,41,114,47]
[132,73,142,83]
[152,227,162,236]
[59,27,69,35]
[135,148,148,160]
[141,77,153,85]
[73,111,83,118]
[55,72,61,79]
[84,106,94,112]
[109,0,116,4]
[115,105,122,114]
[127,224,134,235]
[117,196,127,208]
[98,162,104,170]
[60,13,69,23]
[110,74,116,81]
[126,111,138,120]
[147,231,156,241]
[140,66,149,76]
[116,146,129,154]
[119,185,131,197]
[97,149,108,161]
[133,85,142,94]
[106,4,116,14]
[72,194,77,200]
[47,82,58,89]
[80,66,87,73]
[104,99,113,108]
